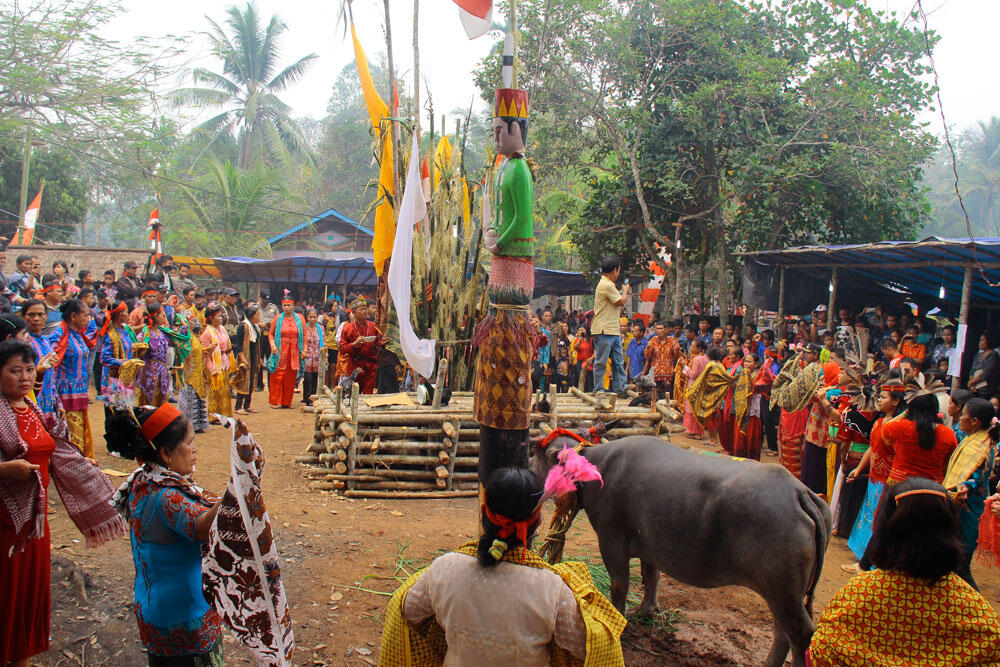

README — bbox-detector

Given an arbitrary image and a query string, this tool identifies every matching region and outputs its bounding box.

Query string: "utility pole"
[17,127,32,240]
[672,222,683,319]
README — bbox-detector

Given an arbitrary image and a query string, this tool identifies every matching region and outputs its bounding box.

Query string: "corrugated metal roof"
[739,236,1000,307]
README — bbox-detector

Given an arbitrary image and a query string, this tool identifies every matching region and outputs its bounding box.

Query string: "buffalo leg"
[597,538,631,614]
[637,559,660,617]
[765,598,813,667]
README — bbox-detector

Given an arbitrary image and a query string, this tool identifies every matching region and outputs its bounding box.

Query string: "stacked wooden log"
[296,383,682,499]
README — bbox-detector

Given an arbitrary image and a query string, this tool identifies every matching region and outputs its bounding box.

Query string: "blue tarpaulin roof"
[739,236,1000,310]
[213,256,596,297]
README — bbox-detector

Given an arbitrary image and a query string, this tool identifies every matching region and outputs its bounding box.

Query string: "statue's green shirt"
[492,157,534,258]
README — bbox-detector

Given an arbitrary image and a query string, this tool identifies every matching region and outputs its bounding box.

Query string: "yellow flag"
[461,177,472,235]
[351,23,395,275]
[432,135,453,191]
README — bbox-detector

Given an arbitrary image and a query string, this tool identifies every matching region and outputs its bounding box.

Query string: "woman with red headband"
[22,299,60,415]
[809,478,1000,665]
[200,305,234,418]
[47,299,95,457]
[384,467,618,664]
[267,294,303,409]
[98,300,135,396]
[107,403,223,664]
[134,303,172,408]
[0,340,126,667]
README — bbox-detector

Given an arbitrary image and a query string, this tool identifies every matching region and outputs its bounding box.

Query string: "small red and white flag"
[147,208,163,257]
[16,186,44,246]
[452,0,493,39]
[635,243,672,325]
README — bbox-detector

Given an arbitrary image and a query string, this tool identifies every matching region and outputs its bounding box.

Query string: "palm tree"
[172,3,318,168]
[961,117,1000,237]
[174,158,288,256]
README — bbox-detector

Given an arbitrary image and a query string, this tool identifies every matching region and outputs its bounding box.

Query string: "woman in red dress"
[0,340,125,666]
[267,295,304,409]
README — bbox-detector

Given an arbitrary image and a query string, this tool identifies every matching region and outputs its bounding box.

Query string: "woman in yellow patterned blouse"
[808,477,1000,666]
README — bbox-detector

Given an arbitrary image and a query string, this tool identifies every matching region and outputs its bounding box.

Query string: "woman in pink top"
[683,339,708,439]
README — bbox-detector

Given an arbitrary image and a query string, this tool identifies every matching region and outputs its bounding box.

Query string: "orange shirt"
[644,335,680,381]
[900,340,927,364]
[881,419,957,484]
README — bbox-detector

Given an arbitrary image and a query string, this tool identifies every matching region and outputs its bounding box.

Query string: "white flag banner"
[388,132,437,380]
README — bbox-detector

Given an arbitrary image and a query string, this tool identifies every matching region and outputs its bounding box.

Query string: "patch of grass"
[628,608,686,634]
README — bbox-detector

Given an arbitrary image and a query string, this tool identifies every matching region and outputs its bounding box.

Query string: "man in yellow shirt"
[591,256,630,395]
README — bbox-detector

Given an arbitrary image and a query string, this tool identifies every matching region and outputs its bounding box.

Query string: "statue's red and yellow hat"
[494,88,529,119]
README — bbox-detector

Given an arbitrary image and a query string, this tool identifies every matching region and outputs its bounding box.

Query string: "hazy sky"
[108,0,998,135]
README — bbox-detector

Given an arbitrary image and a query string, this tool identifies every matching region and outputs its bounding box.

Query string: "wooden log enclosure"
[297,382,682,498]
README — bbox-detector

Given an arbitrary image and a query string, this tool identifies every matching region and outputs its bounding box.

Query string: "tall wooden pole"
[412,0,420,139]
[509,0,520,87]
[672,222,683,320]
[777,266,787,340]
[376,0,399,333]
[953,265,973,392]
[17,126,32,241]
[827,266,839,329]
[383,0,401,201]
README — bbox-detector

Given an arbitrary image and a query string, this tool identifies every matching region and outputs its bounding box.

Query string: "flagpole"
[17,126,32,242]
[508,0,519,88]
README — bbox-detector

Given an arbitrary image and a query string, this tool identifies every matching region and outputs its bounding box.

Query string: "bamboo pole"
[777,266,787,340]
[953,265,974,392]
[569,387,597,405]
[827,266,838,324]
[432,357,449,409]
[346,382,360,489]
[343,489,478,499]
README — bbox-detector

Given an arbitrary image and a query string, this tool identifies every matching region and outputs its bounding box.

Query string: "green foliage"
[0,0,175,145]
[0,138,88,242]
[170,2,318,169]
[477,0,938,287]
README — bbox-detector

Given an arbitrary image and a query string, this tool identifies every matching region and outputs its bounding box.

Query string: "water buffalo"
[531,434,831,667]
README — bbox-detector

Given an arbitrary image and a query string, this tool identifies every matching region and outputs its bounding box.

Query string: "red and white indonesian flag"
[147,208,162,256]
[635,244,672,325]
[387,132,436,379]
[452,0,493,39]
[17,186,43,245]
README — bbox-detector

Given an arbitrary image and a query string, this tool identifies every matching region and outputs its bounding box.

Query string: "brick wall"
[7,245,154,279]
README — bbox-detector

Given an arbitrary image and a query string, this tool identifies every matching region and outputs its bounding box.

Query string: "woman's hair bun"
[104,405,157,461]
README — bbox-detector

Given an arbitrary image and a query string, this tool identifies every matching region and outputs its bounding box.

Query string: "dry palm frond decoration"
[903,373,949,403]
[407,136,489,389]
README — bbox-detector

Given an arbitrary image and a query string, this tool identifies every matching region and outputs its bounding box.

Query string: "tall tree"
[172,2,318,169]
[478,0,937,317]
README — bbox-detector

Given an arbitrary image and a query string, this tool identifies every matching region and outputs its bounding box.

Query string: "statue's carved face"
[493,117,524,156]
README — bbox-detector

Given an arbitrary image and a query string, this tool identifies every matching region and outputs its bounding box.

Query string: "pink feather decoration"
[544,446,603,497]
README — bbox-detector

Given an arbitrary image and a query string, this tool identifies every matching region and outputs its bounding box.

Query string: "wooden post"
[827,266,838,326]
[777,266,787,340]
[346,382,360,489]
[432,357,449,409]
[953,265,973,392]
[548,380,558,431]
[672,222,683,320]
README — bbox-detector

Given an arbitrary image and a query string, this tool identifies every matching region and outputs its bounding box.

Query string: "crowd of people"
[3,249,1000,665]
[0,251,398,665]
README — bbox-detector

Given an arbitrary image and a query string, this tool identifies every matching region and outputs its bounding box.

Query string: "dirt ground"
[36,389,1000,666]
